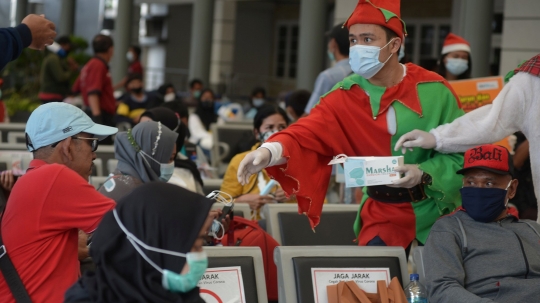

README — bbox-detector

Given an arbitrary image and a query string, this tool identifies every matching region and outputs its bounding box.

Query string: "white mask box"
[328,155,404,187]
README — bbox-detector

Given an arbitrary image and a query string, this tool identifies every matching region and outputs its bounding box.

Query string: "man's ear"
[60,137,75,162]
[390,37,402,54]
[507,179,519,199]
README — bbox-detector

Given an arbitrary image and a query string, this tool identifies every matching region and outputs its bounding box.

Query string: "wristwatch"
[421,172,433,186]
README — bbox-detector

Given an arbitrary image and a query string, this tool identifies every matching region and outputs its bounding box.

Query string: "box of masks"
[328,155,404,187]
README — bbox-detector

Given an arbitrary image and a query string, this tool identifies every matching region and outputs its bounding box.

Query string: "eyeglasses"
[51,136,99,152]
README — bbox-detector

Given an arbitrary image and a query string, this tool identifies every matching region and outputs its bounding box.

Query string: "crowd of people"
[0,0,539,301]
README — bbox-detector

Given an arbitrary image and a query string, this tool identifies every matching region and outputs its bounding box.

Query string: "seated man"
[424,144,540,303]
[0,103,117,302]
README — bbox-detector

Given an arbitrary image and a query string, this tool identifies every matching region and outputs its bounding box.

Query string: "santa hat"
[344,0,406,40]
[441,33,471,55]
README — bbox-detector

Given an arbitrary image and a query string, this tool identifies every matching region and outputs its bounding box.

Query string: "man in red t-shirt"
[72,34,116,133]
[0,102,117,302]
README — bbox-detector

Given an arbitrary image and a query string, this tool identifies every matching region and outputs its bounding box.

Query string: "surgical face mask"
[193,90,201,99]
[113,209,208,293]
[328,50,335,62]
[445,58,468,76]
[131,87,143,94]
[259,129,278,143]
[141,151,175,182]
[252,98,265,108]
[461,180,512,223]
[164,92,176,102]
[349,38,395,79]
[126,51,135,62]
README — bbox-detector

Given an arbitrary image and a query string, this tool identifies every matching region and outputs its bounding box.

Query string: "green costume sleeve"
[413,83,464,214]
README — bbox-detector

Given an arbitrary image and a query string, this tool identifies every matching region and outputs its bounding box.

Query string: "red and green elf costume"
[265,0,465,248]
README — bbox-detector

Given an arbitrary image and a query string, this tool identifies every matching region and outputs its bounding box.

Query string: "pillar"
[15,0,28,25]
[112,0,134,84]
[334,0,357,26]
[188,0,215,86]
[296,0,326,90]
[58,0,75,36]
[451,0,494,77]
[209,0,236,94]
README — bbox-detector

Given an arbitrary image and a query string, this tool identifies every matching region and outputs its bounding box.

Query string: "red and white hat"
[441,33,470,55]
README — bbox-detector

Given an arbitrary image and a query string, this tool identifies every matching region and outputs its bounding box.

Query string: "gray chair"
[262,204,360,245]
[204,247,268,303]
[7,131,26,144]
[0,123,26,143]
[202,178,223,195]
[0,142,28,151]
[413,246,426,285]
[91,158,104,176]
[210,123,254,175]
[274,246,408,303]
[89,176,108,190]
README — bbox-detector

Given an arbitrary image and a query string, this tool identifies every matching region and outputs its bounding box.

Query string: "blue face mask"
[328,50,335,62]
[461,180,512,223]
[252,98,265,108]
[141,151,175,182]
[445,58,468,76]
[349,38,395,79]
[113,209,208,294]
[398,46,405,62]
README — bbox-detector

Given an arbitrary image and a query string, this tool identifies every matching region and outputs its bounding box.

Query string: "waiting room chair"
[274,246,408,303]
[7,131,26,144]
[107,159,118,175]
[91,158,103,176]
[210,123,254,175]
[262,204,359,245]
[0,123,26,143]
[202,178,223,195]
[204,246,268,303]
[89,176,108,190]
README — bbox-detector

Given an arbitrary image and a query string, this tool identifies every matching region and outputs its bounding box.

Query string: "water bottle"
[404,274,428,303]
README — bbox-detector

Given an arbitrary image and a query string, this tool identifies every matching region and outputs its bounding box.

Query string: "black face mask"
[131,87,143,94]
[201,101,214,109]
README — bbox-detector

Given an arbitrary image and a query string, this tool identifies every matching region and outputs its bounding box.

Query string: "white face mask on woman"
[445,58,469,76]
[349,38,396,79]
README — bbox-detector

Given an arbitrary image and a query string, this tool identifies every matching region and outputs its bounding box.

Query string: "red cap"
[344,0,406,40]
[457,144,514,176]
[441,33,471,55]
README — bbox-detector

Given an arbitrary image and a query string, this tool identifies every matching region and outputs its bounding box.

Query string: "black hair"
[125,73,143,88]
[189,79,203,89]
[130,45,141,58]
[57,36,72,46]
[251,87,266,98]
[328,25,350,56]
[253,104,290,132]
[198,88,215,101]
[286,90,311,117]
[381,26,399,42]
[92,34,114,54]
[158,83,175,96]
[436,53,473,80]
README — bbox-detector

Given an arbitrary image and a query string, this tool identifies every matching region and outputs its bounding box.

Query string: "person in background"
[116,73,161,126]
[158,82,180,103]
[140,108,204,195]
[114,45,144,90]
[64,183,214,303]
[72,34,116,135]
[39,36,79,103]
[99,121,177,202]
[0,103,117,302]
[436,33,472,81]
[510,132,537,220]
[424,144,540,303]
[245,87,268,119]
[188,88,218,152]
[304,24,352,115]
[221,105,295,219]
[182,79,203,107]
[0,14,56,70]
[285,89,311,122]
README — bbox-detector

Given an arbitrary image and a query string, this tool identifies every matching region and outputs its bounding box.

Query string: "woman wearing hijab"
[99,120,178,201]
[187,88,218,152]
[140,107,205,195]
[64,182,214,302]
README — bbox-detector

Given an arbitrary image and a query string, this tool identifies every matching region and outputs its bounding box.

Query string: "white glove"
[394,130,437,154]
[237,148,271,185]
[388,165,423,189]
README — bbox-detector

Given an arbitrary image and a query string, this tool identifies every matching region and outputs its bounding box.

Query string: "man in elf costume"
[238,0,465,250]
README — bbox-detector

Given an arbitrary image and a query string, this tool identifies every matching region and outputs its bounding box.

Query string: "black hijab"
[80,183,213,302]
[194,89,217,131]
[141,108,203,187]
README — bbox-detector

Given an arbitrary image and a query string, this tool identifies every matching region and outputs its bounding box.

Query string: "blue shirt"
[304,58,352,114]
[0,24,32,71]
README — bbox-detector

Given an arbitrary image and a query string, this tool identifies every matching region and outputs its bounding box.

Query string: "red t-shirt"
[128,60,143,76]
[72,57,116,115]
[0,160,115,303]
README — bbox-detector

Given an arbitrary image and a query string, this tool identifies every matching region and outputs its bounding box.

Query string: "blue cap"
[25,103,118,152]
[410,274,419,281]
